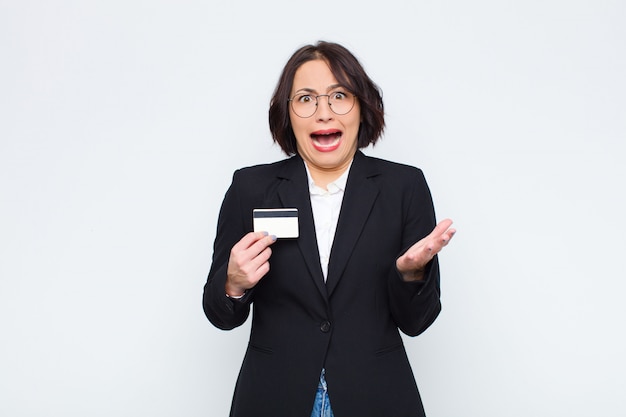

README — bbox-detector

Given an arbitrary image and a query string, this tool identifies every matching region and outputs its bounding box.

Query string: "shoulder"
[353,153,432,203]
[231,156,299,182]
[357,152,426,183]
[234,158,288,176]
[357,154,434,214]
[226,156,304,201]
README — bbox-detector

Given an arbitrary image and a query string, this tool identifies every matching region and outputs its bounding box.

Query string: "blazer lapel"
[326,152,380,296]
[276,156,328,301]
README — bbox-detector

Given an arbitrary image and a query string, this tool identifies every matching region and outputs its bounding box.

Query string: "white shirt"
[304,161,352,282]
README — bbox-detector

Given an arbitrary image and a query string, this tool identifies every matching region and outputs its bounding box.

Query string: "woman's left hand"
[396,219,456,282]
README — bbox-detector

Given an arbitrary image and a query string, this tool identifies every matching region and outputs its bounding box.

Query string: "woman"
[203,41,455,417]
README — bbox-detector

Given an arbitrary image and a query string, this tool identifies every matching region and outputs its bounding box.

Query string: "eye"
[296,94,314,103]
[331,91,348,101]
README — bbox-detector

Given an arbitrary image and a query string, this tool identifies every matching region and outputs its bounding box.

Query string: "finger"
[428,228,456,256]
[423,232,452,255]
[442,228,456,245]
[248,249,273,282]
[430,219,453,237]
[246,234,277,258]
[426,220,454,247]
[228,234,267,275]
[231,233,276,266]
[235,246,273,286]
[246,246,273,274]
[232,231,270,252]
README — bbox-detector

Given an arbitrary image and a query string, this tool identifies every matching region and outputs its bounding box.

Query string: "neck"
[306,160,352,190]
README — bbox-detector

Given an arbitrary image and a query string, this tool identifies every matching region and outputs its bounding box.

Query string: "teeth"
[312,136,341,148]
[311,132,342,146]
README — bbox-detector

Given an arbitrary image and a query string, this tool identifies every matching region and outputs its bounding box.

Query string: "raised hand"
[396,219,456,282]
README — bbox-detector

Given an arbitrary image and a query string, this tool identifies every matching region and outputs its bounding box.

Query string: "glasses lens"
[328,91,355,115]
[291,94,317,118]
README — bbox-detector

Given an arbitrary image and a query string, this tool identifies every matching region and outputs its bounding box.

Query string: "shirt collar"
[304,159,353,195]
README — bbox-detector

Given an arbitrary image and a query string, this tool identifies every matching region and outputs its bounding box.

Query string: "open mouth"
[310,130,342,152]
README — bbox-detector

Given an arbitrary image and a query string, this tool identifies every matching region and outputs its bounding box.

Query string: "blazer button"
[320,320,331,333]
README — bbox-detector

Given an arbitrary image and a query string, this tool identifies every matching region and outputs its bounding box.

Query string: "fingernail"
[261,231,269,236]
[270,235,277,242]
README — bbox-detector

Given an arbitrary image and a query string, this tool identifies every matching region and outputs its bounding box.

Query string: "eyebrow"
[293,84,346,95]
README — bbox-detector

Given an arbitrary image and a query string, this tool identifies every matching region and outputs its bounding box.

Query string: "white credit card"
[253,208,299,239]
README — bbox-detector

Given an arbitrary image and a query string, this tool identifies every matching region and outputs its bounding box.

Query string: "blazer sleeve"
[387,168,442,337]
[202,170,254,330]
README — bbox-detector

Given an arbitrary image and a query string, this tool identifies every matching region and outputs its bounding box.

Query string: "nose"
[315,95,333,121]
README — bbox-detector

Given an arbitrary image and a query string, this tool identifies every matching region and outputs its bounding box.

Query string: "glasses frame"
[288,91,357,118]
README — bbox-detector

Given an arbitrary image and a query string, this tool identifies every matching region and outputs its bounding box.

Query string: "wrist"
[399,268,425,282]
[226,290,246,299]
[225,282,246,298]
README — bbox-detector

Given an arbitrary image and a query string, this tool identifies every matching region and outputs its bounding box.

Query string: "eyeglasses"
[288,90,356,118]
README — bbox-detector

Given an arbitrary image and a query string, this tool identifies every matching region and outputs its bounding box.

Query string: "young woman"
[203,41,455,417]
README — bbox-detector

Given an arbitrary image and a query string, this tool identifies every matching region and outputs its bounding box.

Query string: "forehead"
[291,59,340,92]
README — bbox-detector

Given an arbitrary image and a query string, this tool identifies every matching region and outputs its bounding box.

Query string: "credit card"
[253,208,299,238]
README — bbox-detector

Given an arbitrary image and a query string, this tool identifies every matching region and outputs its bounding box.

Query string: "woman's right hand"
[225,232,277,297]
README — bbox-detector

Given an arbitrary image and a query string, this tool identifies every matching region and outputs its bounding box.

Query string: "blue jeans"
[310,369,334,417]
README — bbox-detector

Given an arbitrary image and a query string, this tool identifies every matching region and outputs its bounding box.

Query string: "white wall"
[1,1,624,416]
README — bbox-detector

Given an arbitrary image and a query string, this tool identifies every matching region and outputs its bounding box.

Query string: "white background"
[1,1,625,416]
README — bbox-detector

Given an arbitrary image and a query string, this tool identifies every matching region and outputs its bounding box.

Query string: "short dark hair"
[269,41,385,155]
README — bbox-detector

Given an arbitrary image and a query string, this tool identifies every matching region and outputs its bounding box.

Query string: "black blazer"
[203,151,441,417]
